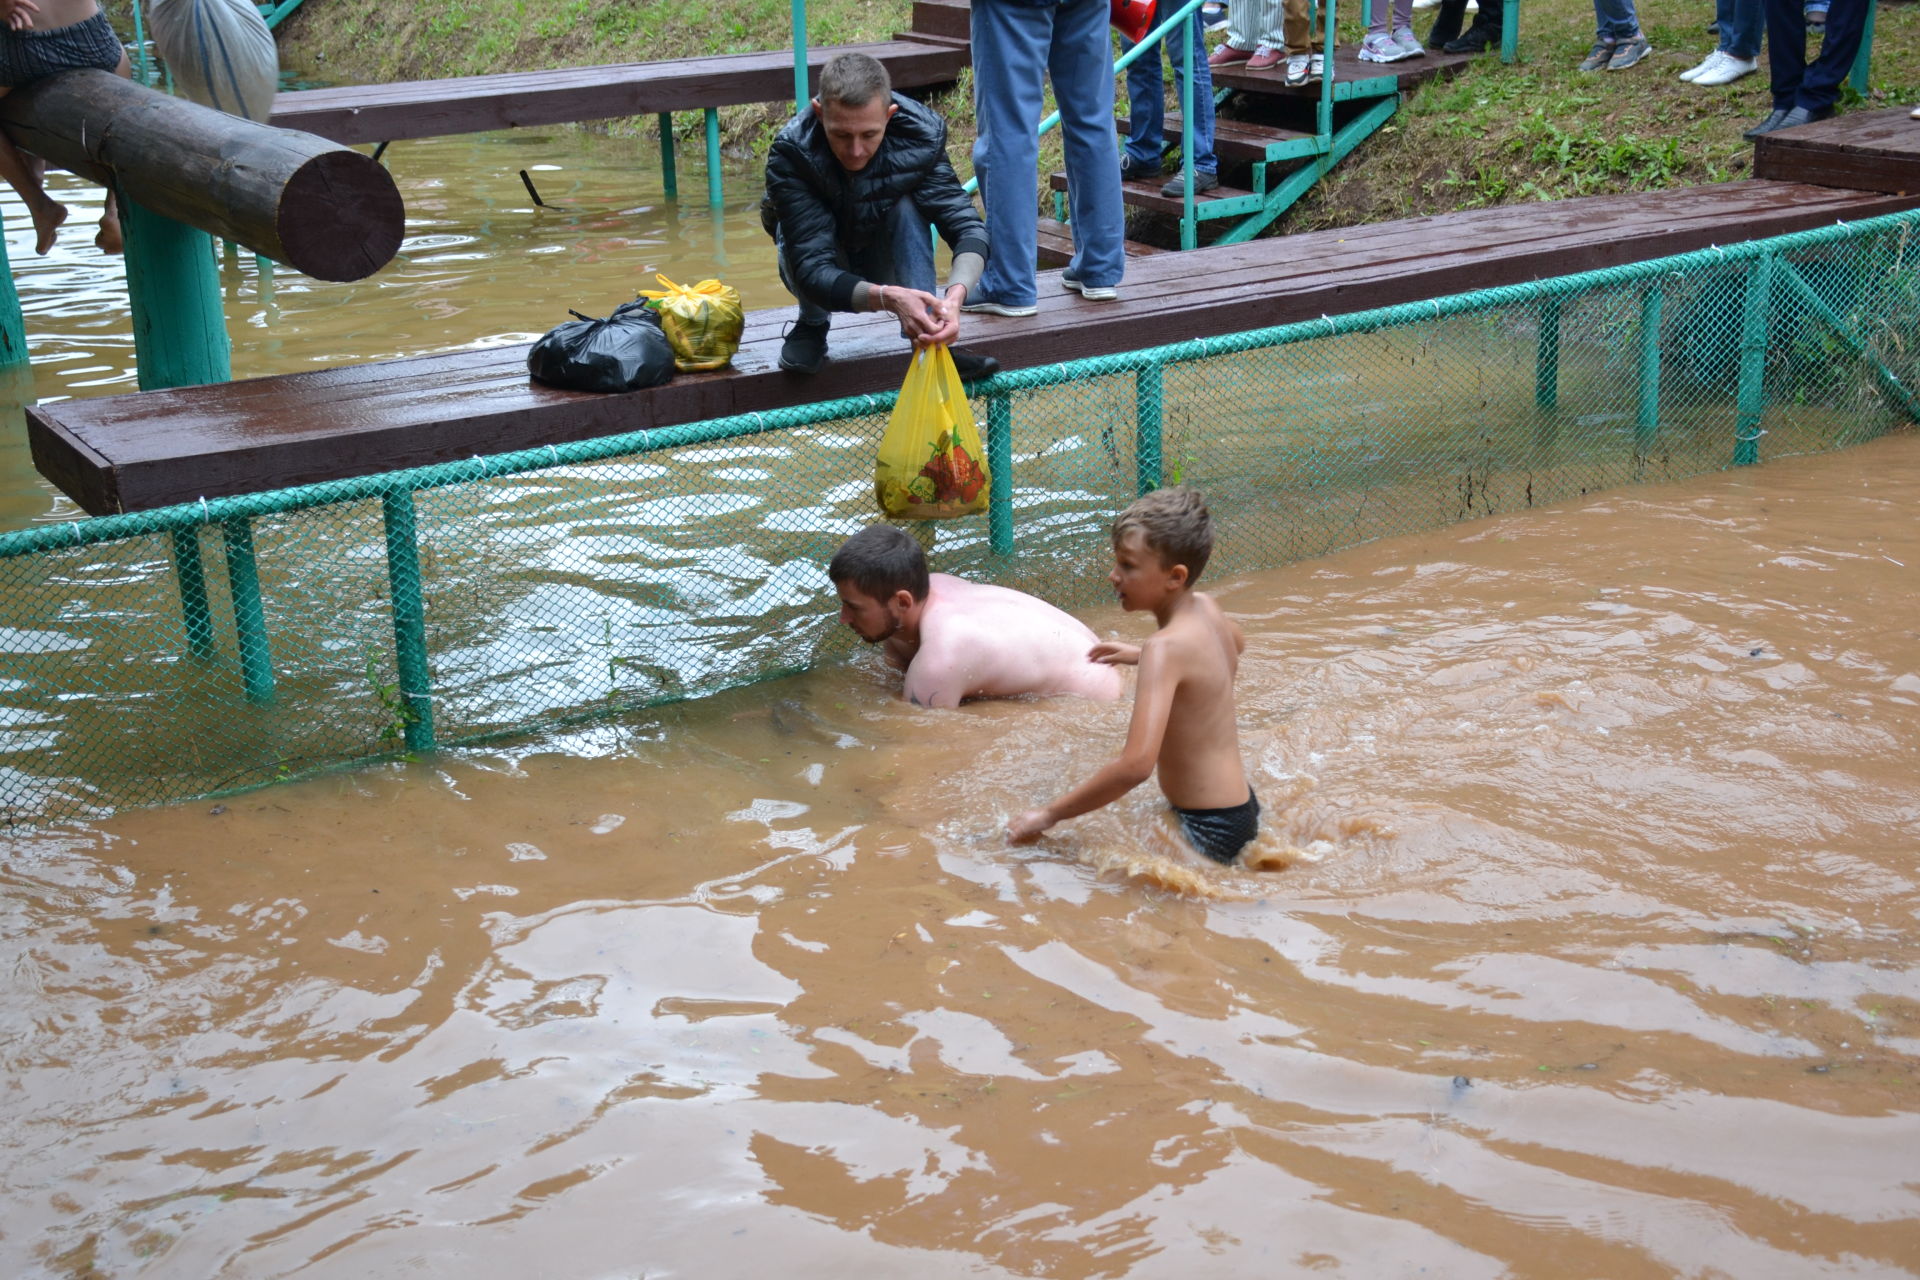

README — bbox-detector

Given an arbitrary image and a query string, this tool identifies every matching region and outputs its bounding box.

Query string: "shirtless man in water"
[829,524,1121,707]
[0,0,130,254]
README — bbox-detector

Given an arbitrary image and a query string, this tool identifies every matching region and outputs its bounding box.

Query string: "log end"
[278,150,406,282]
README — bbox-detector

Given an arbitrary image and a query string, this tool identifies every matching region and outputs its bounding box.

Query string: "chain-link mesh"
[3,211,1916,823]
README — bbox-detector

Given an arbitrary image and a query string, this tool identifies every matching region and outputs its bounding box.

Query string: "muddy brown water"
[4,429,1917,1276]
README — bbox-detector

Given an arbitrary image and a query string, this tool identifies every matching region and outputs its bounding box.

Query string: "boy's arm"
[1007,642,1177,843]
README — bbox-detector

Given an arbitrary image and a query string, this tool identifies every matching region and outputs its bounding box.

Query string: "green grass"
[272,0,1920,230]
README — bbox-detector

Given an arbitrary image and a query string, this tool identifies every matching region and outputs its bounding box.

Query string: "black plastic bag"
[527,301,676,393]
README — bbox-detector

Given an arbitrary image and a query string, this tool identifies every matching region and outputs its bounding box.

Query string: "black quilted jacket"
[761,93,990,313]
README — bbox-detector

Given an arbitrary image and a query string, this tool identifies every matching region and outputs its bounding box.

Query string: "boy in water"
[1007,486,1260,865]
[0,0,131,254]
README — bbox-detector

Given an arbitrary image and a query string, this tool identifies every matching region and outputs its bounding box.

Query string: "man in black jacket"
[761,52,995,378]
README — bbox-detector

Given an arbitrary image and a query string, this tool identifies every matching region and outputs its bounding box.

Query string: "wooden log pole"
[0,69,403,282]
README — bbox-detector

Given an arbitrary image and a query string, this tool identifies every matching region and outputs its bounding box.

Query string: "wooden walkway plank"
[1753,107,1920,197]
[29,180,1920,515]
[267,40,968,145]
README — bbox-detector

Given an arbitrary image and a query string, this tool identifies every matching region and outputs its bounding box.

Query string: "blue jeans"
[971,0,1126,303]
[1592,0,1642,42]
[1122,16,1217,176]
[777,197,937,328]
[1716,0,1762,57]
[1766,0,1867,110]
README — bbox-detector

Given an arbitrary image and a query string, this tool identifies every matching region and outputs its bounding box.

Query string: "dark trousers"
[1765,0,1867,112]
[776,197,936,328]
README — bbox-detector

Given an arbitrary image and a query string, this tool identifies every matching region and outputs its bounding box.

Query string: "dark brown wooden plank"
[1049,170,1255,216]
[910,0,972,41]
[31,180,1920,515]
[268,41,967,145]
[1036,217,1165,268]
[1753,107,1920,196]
[1211,46,1478,99]
[1116,115,1313,169]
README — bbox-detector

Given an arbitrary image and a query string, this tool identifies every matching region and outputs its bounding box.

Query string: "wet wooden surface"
[268,41,968,145]
[1753,107,1920,197]
[31,180,1920,515]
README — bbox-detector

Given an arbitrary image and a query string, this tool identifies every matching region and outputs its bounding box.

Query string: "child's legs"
[1593,0,1641,40]
[0,86,68,253]
[1281,0,1313,53]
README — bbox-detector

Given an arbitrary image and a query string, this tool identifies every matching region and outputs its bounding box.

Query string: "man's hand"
[919,284,964,348]
[1089,641,1141,666]
[1006,808,1055,844]
[2,0,41,31]
[877,285,949,343]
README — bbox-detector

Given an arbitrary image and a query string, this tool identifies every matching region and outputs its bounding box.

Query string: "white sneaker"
[1695,53,1758,85]
[1680,50,1724,81]
[1061,274,1119,301]
[1412,0,1439,8]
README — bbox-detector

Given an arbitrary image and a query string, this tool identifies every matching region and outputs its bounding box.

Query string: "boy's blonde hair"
[1113,485,1213,584]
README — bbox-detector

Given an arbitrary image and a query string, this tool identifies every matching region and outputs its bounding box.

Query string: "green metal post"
[120,196,231,391]
[658,113,678,201]
[1180,9,1196,251]
[1734,254,1775,467]
[0,219,26,366]
[1636,283,1663,453]
[221,517,275,702]
[792,0,810,110]
[1501,0,1519,63]
[1135,364,1164,495]
[705,108,723,207]
[1317,0,1336,143]
[1849,0,1876,94]
[381,490,436,753]
[987,393,1013,555]
[132,0,151,86]
[170,527,217,659]
[1535,295,1560,412]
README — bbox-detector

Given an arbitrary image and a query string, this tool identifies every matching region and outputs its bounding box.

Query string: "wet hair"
[816,52,892,110]
[1113,485,1214,584]
[828,524,929,602]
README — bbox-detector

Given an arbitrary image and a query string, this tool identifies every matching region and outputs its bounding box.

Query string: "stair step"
[1048,171,1257,218]
[1115,115,1316,167]
[909,0,972,42]
[1035,218,1164,269]
[1210,45,1477,100]
[894,30,970,52]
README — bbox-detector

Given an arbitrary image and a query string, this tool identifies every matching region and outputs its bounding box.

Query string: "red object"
[1111,0,1158,44]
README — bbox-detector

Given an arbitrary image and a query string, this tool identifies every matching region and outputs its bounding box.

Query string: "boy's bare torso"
[1146,591,1248,811]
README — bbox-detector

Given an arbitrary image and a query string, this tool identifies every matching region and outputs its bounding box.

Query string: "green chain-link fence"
[3,209,1916,823]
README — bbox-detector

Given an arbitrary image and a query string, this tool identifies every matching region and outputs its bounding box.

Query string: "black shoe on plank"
[778,319,830,374]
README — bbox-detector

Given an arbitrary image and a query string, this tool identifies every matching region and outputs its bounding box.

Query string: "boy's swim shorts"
[0,13,126,89]
[1174,791,1261,865]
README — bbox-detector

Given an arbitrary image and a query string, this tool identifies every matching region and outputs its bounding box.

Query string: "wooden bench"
[29,180,1920,516]
[1754,107,1920,198]
[267,40,969,146]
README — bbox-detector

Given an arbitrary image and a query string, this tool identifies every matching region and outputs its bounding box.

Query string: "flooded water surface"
[4,432,1917,1276]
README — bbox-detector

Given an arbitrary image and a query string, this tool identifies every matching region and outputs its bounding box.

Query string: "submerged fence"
[3,210,1917,822]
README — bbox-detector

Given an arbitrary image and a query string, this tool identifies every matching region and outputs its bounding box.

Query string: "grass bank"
[273,0,1920,232]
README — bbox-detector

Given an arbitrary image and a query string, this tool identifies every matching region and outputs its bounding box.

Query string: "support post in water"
[170,527,217,660]
[1636,283,1663,457]
[704,108,723,208]
[381,490,436,753]
[658,113,677,201]
[0,219,25,367]
[1535,294,1561,413]
[987,393,1014,555]
[1734,254,1775,467]
[121,196,231,392]
[221,516,276,703]
[1135,364,1164,495]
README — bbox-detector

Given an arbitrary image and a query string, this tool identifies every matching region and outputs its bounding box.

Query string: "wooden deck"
[30,179,1920,517]
[1753,107,1920,197]
[266,40,968,146]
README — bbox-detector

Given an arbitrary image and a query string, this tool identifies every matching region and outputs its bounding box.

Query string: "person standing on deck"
[964,0,1126,316]
[761,52,997,379]
[1744,0,1871,136]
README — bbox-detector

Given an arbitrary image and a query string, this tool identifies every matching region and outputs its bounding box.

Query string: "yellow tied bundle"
[638,274,745,372]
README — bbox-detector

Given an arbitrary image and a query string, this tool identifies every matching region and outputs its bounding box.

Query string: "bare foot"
[30,199,66,255]
[94,215,122,255]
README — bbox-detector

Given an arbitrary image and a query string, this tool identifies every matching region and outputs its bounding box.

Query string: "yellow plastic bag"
[875,346,991,520]
[637,274,744,372]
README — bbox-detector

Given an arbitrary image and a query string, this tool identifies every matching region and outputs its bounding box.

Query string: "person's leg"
[1763,0,1807,110]
[1793,0,1867,113]
[1221,0,1258,53]
[0,88,66,255]
[1593,0,1640,43]
[970,0,1050,309]
[1281,0,1314,53]
[1720,0,1763,57]
[95,50,133,254]
[775,227,834,328]
[1121,36,1166,174]
[876,196,939,298]
[1167,18,1217,175]
[1048,0,1126,292]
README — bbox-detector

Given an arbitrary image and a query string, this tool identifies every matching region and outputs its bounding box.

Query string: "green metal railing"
[0,208,1914,822]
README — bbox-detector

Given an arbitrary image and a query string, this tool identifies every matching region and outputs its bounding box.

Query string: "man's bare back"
[886,573,1121,708]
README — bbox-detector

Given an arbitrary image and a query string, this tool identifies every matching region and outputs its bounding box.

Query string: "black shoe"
[778,319,829,374]
[950,349,1000,380]
[1777,105,1834,131]
[1426,0,1469,47]
[1160,169,1221,199]
[1441,20,1499,54]
[1743,108,1791,139]
[1120,155,1162,182]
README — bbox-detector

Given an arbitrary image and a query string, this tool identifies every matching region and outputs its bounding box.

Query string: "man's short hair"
[1113,485,1214,584]
[829,524,929,601]
[816,52,892,109]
